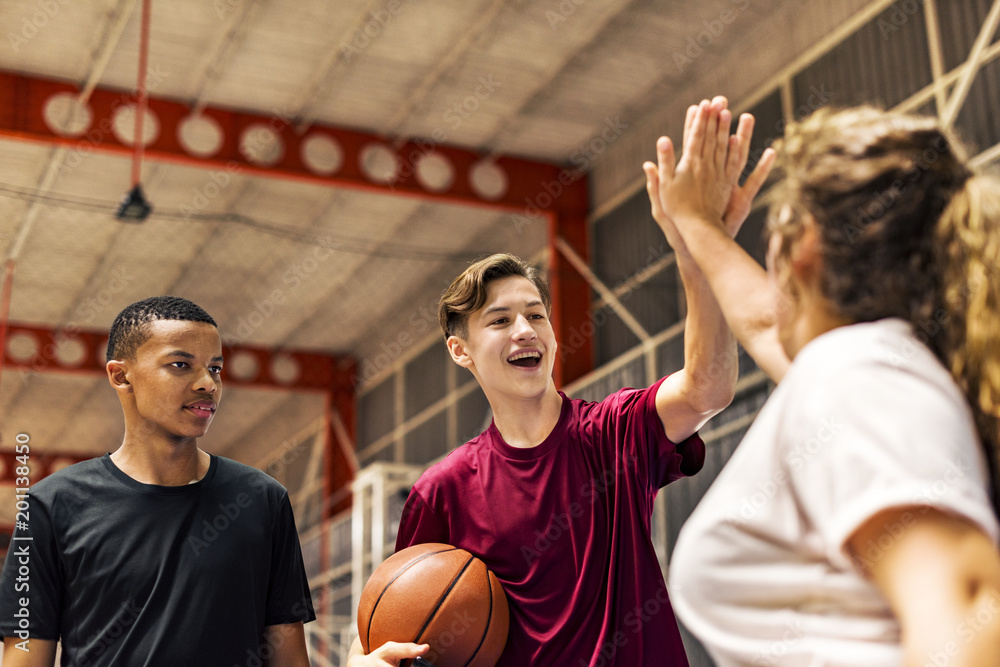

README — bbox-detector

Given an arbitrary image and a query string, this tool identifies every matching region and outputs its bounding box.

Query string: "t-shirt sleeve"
[645,378,706,486]
[264,493,316,626]
[395,488,448,552]
[612,377,706,490]
[0,497,62,640]
[581,377,706,493]
[784,359,1000,571]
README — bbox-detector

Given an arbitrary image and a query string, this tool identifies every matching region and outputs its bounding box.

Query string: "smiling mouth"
[507,351,541,368]
[186,405,216,419]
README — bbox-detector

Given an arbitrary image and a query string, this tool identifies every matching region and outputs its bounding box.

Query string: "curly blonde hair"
[767,106,1000,511]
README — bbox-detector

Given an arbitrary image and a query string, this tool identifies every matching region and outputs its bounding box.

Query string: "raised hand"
[643,96,775,246]
[721,112,775,237]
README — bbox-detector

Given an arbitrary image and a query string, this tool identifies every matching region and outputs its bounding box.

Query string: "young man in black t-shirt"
[0,296,315,666]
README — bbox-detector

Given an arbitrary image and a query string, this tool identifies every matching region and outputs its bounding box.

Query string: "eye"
[490,317,509,326]
[171,361,189,369]
[210,365,223,375]
[529,313,546,320]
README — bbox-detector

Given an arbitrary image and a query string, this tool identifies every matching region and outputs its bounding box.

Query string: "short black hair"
[106,296,217,362]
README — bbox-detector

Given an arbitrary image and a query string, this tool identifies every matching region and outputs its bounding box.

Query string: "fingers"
[715,107,733,175]
[643,160,663,220]
[739,146,776,201]
[643,136,675,221]
[370,641,429,664]
[703,100,720,159]
[682,104,698,152]
[686,101,710,163]
[726,113,756,184]
[656,135,675,184]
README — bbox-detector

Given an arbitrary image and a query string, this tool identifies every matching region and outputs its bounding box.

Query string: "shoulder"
[411,431,492,494]
[568,381,662,434]
[31,456,109,500]
[417,436,484,479]
[211,456,288,498]
[785,319,966,418]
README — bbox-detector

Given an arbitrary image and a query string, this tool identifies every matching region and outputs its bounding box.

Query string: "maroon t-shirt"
[396,379,705,666]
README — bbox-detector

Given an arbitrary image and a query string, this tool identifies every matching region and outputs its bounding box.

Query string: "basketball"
[358,543,509,667]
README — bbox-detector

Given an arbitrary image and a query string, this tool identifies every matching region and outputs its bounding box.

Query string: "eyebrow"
[482,300,544,318]
[166,350,225,363]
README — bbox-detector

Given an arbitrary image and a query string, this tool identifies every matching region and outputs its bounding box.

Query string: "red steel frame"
[0,70,593,515]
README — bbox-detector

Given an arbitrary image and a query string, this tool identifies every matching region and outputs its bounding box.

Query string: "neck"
[785,289,852,360]
[111,435,210,486]
[489,383,563,448]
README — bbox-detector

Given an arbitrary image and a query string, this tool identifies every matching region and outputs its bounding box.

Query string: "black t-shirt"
[0,454,315,666]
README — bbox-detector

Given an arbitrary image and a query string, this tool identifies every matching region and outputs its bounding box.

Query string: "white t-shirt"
[669,318,1000,667]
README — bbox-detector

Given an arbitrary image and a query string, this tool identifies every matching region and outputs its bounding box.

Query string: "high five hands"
[643,96,776,253]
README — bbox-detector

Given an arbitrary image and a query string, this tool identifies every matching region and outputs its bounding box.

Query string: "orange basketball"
[358,543,509,667]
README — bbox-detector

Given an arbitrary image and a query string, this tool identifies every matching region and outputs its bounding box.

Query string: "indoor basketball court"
[1,1,999,665]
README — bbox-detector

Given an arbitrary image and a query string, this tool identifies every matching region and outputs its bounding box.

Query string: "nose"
[194,367,219,394]
[511,313,536,341]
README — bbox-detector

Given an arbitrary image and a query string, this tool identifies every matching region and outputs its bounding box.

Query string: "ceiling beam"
[0,70,587,216]
[0,69,595,386]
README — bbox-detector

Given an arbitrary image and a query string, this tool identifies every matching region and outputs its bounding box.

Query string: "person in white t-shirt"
[642,98,1000,666]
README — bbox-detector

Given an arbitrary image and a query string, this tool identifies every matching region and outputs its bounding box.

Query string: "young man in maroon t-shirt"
[348,97,771,666]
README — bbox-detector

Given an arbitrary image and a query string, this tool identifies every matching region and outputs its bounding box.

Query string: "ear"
[446,335,474,369]
[106,360,132,391]
[788,215,823,283]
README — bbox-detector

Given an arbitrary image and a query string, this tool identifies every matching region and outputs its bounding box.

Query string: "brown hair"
[767,106,1000,512]
[439,253,551,340]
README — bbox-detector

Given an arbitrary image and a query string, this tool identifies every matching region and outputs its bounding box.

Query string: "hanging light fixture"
[116,0,153,222]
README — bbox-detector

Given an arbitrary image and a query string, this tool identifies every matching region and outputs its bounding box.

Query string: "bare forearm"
[677,255,737,411]
[902,587,1000,667]
[850,509,1000,667]
[675,216,789,382]
[2,637,56,667]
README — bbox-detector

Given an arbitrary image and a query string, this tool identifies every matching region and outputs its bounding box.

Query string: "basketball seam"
[414,554,475,648]
[462,566,494,667]
[366,545,457,651]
